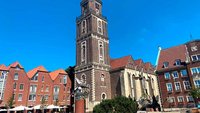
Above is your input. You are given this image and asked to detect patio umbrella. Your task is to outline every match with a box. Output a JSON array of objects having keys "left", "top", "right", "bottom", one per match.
[
  {"left": 47, "top": 105, "right": 60, "bottom": 109},
  {"left": 33, "top": 105, "right": 41, "bottom": 110},
  {"left": 0, "top": 109, "right": 7, "bottom": 112},
  {"left": 9, "top": 105, "right": 28, "bottom": 111},
  {"left": 26, "top": 107, "right": 33, "bottom": 110}
]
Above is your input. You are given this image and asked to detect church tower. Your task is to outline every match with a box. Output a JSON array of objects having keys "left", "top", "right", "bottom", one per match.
[{"left": 75, "top": 0, "right": 111, "bottom": 111}]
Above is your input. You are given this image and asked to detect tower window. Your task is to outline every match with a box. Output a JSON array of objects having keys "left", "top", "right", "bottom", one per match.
[
  {"left": 81, "top": 41, "right": 87, "bottom": 63},
  {"left": 82, "top": 3, "right": 88, "bottom": 15},
  {"left": 101, "top": 93, "right": 107, "bottom": 100},
  {"left": 95, "top": 2, "right": 100, "bottom": 14},
  {"left": 101, "top": 74, "right": 105, "bottom": 86},
  {"left": 81, "top": 20, "right": 87, "bottom": 34},
  {"left": 81, "top": 74, "right": 86, "bottom": 84},
  {"left": 97, "top": 19, "right": 103, "bottom": 34},
  {"left": 99, "top": 41, "right": 104, "bottom": 64}
]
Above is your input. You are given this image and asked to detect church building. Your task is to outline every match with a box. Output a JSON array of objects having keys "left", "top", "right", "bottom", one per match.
[{"left": 75, "top": 0, "right": 160, "bottom": 112}]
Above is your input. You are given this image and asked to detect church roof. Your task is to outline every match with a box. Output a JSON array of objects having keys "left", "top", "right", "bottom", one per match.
[
  {"left": 27, "top": 66, "right": 48, "bottom": 78},
  {"left": 110, "top": 55, "right": 132, "bottom": 70},
  {"left": 134, "top": 59, "right": 143, "bottom": 66},
  {"left": 49, "top": 69, "right": 67, "bottom": 81}
]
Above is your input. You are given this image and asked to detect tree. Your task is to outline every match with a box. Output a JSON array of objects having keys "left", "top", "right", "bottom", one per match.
[
  {"left": 189, "top": 88, "right": 200, "bottom": 105},
  {"left": 40, "top": 96, "right": 47, "bottom": 113},
  {"left": 5, "top": 95, "right": 15, "bottom": 109},
  {"left": 65, "top": 66, "right": 75, "bottom": 112},
  {"left": 54, "top": 99, "right": 59, "bottom": 106},
  {"left": 93, "top": 96, "right": 138, "bottom": 113},
  {"left": 65, "top": 66, "right": 75, "bottom": 89}
]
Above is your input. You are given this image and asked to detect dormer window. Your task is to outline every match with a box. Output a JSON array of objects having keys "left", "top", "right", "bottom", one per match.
[
  {"left": 163, "top": 62, "right": 169, "bottom": 68},
  {"left": 175, "top": 59, "right": 181, "bottom": 66},
  {"left": 31, "top": 73, "right": 38, "bottom": 81},
  {"left": 15, "top": 66, "right": 20, "bottom": 70}
]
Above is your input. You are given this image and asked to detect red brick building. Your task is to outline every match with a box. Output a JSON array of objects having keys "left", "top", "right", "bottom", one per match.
[
  {"left": 3, "top": 62, "right": 30, "bottom": 107},
  {"left": 0, "top": 62, "right": 72, "bottom": 109},
  {"left": 49, "top": 69, "right": 71, "bottom": 107},
  {"left": 27, "top": 66, "right": 53, "bottom": 107},
  {"left": 156, "top": 40, "right": 200, "bottom": 109},
  {"left": 185, "top": 40, "right": 200, "bottom": 89}
]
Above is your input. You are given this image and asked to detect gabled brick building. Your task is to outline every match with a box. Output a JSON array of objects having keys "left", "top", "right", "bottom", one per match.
[
  {"left": 49, "top": 69, "right": 71, "bottom": 106},
  {"left": 0, "top": 62, "right": 72, "bottom": 109},
  {"left": 0, "top": 62, "right": 30, "bottom": 107},
  {"left": 27, "top": 66, "right": 53, "bottom": 107},
  {"left": 156, "top": 40, "right": 200, "bottom": 109}
]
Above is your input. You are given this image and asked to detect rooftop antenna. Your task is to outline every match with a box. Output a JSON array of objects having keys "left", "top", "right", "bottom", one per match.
[{"left": 190, "top": 33, "right": 193, "bottom": 41}]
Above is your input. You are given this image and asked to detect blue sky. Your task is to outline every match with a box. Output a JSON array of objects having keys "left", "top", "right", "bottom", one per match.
[{"left": 0, "top": 0, "right": 200, "bottom": 72}]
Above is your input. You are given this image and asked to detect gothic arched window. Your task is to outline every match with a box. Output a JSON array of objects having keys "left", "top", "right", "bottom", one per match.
[
  {"left": 100, "top": 74, "right": 105, "bottom": 86},
  {"left": 97, "top": 19, "right": 103, "bottom": 34},
  {"left": 81, "top": 20, "right": 87, "bottom": 34},
  {"left": 81, "top": 41, "right": 87, "bottom": 63},
  {"left": 99, "top": 41, "right": 104, "bottom": 64},
  {"left": 101, "top": 93, "right": 107, "bottom": 100},
  {"left": 81, "top": 74, "right": 86, "bottom": 84}
]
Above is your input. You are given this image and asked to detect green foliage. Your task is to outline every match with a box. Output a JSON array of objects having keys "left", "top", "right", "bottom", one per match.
[
  {"left": 65, "top": 66, "right": 75, "bottom": 89},
  {"left": 93, "top": 96, "right": 138, "bottom": 113},
  {"left": 41, "top": 96, "right": 46, "bottom": 108},
  {"left": 190, "top": 88, "right": 200, "bottom": 104},
  {"left": 41, "top": 96, "right": 46, "bottom": 113},
  {"left": 6, "top": 95, "right": 15, "bottom": 109}
]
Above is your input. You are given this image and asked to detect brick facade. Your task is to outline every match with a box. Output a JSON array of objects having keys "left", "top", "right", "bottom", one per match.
[
  {"left": 75, "top": 0, "right": 111, "bottom": 112},
  {"left": 156, "top": 40, "right": 200, "bottom": 109},
  {"left": 0, "top": 62, "right": 72, "bottom": 109}
]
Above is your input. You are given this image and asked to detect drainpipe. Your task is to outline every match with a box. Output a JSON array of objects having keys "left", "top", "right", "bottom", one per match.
[
  {"left": 155, "top": 47, "right": 162, "bottom": 67},
  {"left": 155, "top": 46, "right": 163, "bottom": 111}
]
